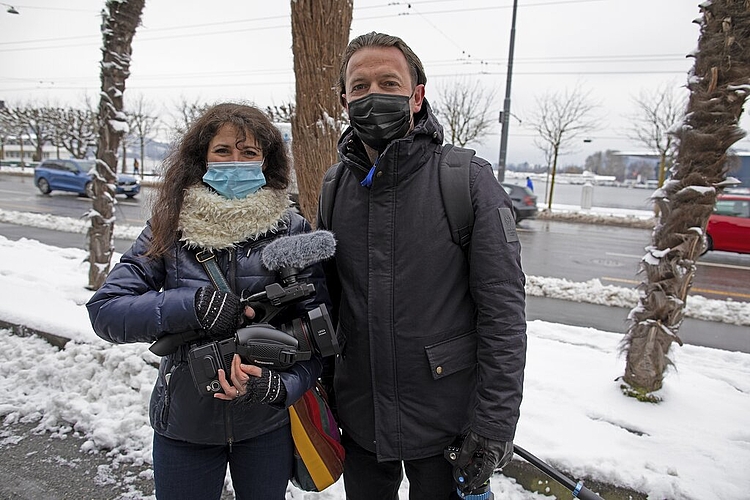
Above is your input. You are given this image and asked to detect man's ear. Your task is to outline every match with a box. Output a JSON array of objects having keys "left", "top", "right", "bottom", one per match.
[
  {"left": 412, "top": 84, "right": 425, "bottom": 113},
  {"left": 340, "top": 93, "right": 348, "bottom": 110}
]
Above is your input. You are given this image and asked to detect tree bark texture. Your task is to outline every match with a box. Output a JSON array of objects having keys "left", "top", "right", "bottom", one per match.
[
  {"left": 622, "top": 0, "right": 749, "bottom": 396},
  {"left": 88, "top": 0, "right": 145, "bottom": 290},
  {"left": 290, "top": 0, "right": 352, "bottom": 224}
]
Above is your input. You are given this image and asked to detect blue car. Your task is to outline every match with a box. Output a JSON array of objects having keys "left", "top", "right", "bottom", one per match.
[{"left": 34, "top": 159, "right": 140, "bottom": 198}]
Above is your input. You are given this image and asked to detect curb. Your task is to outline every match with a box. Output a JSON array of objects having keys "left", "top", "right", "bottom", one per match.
[
  {"left": 502, "top": 460, "right": 647, "bottom": 499},
  {"left": 536, "top": 208, "right": 657, "bottom": 229},
  {"left": 0, "top": 319, "right": 70, "bottom": 349}
]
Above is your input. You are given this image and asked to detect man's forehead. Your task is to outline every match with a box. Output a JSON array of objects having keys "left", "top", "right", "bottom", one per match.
[{"left": 346, "top": 46, "right": 410, "bottom": 79}]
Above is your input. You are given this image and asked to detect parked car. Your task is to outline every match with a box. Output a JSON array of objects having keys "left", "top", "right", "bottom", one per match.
[
  {"left": 34, "top": 159, "right": 140, "bottom": 198},
  {"left": 501, "top": 182, "right": 538, "bottom": 223},
  {"left": 704, "top": 193, "right": 750, "bottom": 254}
]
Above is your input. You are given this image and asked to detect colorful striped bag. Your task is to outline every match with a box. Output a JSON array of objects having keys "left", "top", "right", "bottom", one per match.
[{"left": 289, "top": 383, "right": 345, "bottom": 491}]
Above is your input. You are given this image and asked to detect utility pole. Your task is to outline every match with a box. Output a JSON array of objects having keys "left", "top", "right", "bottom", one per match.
[{"left": 497, "top": 0, "right": 518, "bottom": 183}]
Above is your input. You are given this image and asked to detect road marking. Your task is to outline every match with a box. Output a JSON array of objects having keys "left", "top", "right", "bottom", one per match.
[
  {"left": 602, "top": 276, "right": 750, "bottom": 300},
  {"left": 606, "top": 252, "right": 750, "bottom": 271}
]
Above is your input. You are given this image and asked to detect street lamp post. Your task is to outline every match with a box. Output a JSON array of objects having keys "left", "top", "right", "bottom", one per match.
[{"left": 497, "top": 0, "right": 518, "bottom": 183}]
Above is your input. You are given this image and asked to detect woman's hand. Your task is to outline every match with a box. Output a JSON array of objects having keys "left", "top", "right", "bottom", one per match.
[
  {"left": 214, "top": 354, "right": 287, "bottom": 405},
  {"left": 242, "top": 305, "right": 256, "bottom": 322},
  {"left": 214, "top": 354, "right": 260, "bottom": 401}
]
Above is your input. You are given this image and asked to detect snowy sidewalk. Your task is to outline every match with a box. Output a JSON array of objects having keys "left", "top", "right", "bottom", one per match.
[{"left": 0, "top": 236, "right": 749, "bottom": 500}]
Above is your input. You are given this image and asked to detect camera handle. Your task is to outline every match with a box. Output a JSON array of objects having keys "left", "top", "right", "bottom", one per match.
[
  {"left": 150, "top": 330, "right": 203, "bottom": 356},
  {"left": 151, "top": 252, "right": 316, "bottom": 357},
  {"left": 148, "top": 300, "right": 276, "bottom": 358},
  {"left": 241, "top": 281, "right": 316, "bottom": 324}
]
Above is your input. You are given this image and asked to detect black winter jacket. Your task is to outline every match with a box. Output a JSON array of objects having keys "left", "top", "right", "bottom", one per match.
[
  {"left": 87, "top": 209, "right": 327, "bottom": 446},
  {"left": 319, "top": 100, "right": 527, "bottom": 461}
]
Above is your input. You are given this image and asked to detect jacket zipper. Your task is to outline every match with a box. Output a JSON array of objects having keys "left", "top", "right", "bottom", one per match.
[{"left": 225, "top": 404, "right": 234, "bottom": 452}]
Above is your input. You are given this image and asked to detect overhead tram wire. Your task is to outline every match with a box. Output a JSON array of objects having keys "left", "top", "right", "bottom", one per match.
[
  {"left": 373, "top": 0, "right": 608, "bottom": 15},
  {"left": 0, "top": 0, "right": 692, "bottom": 96},
  {"left": 0, "top": 0, "right": 622, "bottom": 52},
  {"left": 0, "top": 0, "right": 404, "bottom": 51}
]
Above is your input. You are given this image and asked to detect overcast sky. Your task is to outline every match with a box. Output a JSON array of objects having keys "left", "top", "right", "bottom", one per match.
[{"left": 2, "top": 0, "right": 749, "bottom": 166}]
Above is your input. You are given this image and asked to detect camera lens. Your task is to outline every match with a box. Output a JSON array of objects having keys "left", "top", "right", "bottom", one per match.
[
  {"left": 281, "top": 304, "right": 338, "bottom": 358},
  {"left": 306, "top": 305, "right": 338, "bottom": 357}
]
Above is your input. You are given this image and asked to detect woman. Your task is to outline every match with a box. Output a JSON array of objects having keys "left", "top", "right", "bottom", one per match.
[{"left": 86, "top": 103, "right": 329, "bottom": 499}]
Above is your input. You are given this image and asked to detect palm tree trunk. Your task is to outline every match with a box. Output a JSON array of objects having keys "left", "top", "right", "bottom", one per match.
[
  {"left": 290, "top": 0, "right": 353, "bottom": 224},
  {"left": 88, "top": 0, "right": 145, "bottom": 290},
  {"left": 621, "top": 0, "right": 749, "bottom": 399}
]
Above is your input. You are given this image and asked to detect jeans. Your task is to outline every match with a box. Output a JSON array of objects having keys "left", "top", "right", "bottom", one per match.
[
  {"left": 152, "top": 425, "right": 293, "bottom": 500},
  {"left": 341, "top": 432, "right": 456, "bottom": 500}
]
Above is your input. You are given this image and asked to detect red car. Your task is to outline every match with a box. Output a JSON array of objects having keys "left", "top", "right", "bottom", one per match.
[{"left": 705, "top": 194, "right": 750, "bottom": 254}]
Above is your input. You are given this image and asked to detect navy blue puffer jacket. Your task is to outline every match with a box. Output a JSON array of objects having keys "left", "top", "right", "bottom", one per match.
[{"left": 87, "top": 210, "right": 329, "bottom": 445}]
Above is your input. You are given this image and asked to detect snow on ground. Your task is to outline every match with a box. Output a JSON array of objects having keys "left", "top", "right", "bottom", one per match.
[{"left": 0, "top": 192, "right": 748, "bottom": 499}]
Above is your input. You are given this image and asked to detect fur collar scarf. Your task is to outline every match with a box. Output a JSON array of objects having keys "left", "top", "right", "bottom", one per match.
[{"left": 178, "top": 185, "right": 292, "bottom": 251}]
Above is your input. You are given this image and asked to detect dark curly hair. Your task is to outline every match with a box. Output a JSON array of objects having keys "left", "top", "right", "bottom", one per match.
[{"left": 146, "top": 102, "right": 290, "bottom": 258}]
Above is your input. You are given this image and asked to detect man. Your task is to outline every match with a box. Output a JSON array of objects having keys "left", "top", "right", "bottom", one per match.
[{"left": 318, "top": 32, "right": 527, "bottom": 500}]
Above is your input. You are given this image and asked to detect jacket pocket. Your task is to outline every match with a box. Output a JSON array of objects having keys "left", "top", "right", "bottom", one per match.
[{"left": 424, "top": 331, "right": 477, "bottom": 381}]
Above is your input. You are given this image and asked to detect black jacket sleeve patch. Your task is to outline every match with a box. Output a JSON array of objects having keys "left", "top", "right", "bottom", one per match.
[{"left": 498, "top": 207, "right": 518, "bottom": 243}]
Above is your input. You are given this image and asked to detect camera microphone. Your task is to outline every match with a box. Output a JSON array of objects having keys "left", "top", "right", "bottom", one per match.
[
  {"left": 149, "top": 231, "right": 336, "bottom": 358},
  {"left": 261, "top": 230, "right": 336, "bottom": 272}
]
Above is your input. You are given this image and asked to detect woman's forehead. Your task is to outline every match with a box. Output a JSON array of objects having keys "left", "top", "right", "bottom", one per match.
[{"left": 213, "top": 124, "right": 259, "bottom": 147}]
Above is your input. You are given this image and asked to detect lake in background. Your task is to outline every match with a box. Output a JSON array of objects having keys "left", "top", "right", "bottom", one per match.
[{"left": 504, "top": 174, "right": 656, "bottom": 211}]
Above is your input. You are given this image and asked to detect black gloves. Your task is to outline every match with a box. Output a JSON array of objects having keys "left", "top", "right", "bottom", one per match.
[
  {"left": 454, "top": 430, "right": 514, "bottom": 494},
  {"left": 238, "top": 368, "right": 287, "bottom": 405},
  {"left": 195, "top": 286, "right": 242, "bottom": 339}
]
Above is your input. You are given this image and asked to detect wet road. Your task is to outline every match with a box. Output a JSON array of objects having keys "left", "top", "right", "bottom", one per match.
[{"left": 2, "top": 172, "right": 749, "bottom": 303}]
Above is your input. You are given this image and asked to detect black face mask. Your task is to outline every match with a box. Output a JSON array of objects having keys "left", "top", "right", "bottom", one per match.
[{"left": 348, "top": 93, "right": 412, "bottom": 151}]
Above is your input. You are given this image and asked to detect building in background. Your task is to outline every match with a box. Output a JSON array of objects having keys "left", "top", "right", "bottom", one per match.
[
  {"left": 0, "top": 137, "right": 73, "bottom": 167},
  {"left": 616, "top": 151, "right": 750, "bottom": 189}
]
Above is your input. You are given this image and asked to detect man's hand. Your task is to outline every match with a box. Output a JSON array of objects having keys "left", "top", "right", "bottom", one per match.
[{"left": 454, "top": 430, "right": 514, "bottom": 493}]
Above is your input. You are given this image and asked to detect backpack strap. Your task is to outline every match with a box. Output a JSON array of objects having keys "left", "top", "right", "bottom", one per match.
[
  {"left": 320, "top": 149, "right": 475, "bottom": 251},
  {"left": 439, "top": 144, "right": 476, "bottom": 250},
  {"left": 319, "top": 162, "right": 345, "bottom": 230}
]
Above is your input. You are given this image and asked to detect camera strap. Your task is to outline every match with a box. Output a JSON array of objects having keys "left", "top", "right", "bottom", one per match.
[{"left": 195, "top": 250, "right": 233, "bottom": 293}]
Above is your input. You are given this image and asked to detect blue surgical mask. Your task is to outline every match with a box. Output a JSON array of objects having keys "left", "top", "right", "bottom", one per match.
[{"left": 202, "top": 161, "right": 266, "bottom": 199}]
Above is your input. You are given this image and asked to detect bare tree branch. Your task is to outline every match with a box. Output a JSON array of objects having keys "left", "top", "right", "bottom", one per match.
[
  {"left": 126, "top": 93, "right": 160, "bottom": 177},
  {"left": 433, "top": 78, "right": 497, "bottom": 147},
  {"left": 0, "top": 103, "right": 27, "bottom": 165},
  {"left": 526, "top": 87, "right": 600, "bottom": 209},
  {"left": 169, "top": 96, "right": 210, "bottom": 140},
  {"left": 264, "top": 102, "right": 296, "bottom": 123},
  {"left": 12, "top": 103, "right": 57, "bottom": 162},
  {"left": 627, "top": 81, "right": 687, "bottom": 186}
]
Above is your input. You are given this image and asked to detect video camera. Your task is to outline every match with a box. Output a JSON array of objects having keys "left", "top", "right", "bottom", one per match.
[
  {"left": 149, "top": 231, "right": 339, "bottom": 397},
  {"left": 187, "top": 282, "right": 337, "bottom": 396}
]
